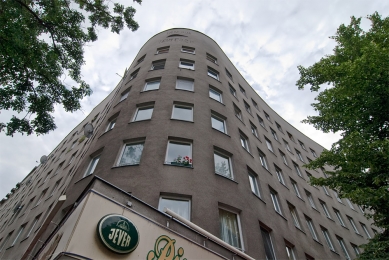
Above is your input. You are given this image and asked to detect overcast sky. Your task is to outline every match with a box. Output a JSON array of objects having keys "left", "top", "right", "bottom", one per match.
[{"left": 1, "top": 0, "right": 388, "bottom": 198}]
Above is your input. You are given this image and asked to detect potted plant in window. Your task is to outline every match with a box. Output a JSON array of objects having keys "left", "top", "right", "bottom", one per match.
[{"left": 171, "top": 155, "right": 192, "bottom": 167}]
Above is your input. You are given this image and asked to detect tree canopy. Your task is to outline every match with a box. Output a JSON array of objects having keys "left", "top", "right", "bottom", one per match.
[
  {"left": 0, "top": 0, "right": 142, "bottom": 136},
  {"left": 297, "top": 12, "right": 389, "bottom": 259}
]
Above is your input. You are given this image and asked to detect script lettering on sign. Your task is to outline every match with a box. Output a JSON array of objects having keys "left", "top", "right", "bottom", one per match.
[{"left": 147, "top": 235, "right": 186, "bottom": 260}]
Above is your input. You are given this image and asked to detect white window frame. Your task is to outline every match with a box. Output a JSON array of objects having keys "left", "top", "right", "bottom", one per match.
[
  {"left": 279, "top": 150, "right": 288, "bottom": 165},
  {"left": 289, "top": 205, "right": 301, "bottom": 229},
  {"left": 106, "top": 118, "right": 117, "bottom": 132},
  {"left": 248, "top": 172, "right": 260, "bottom": 197},
  {"left": 293, "top": 163, "right": 303, "bottom": 177},
  {"left": 361, "top": 223, "right": 371, "bottom": 238},
  {"left": 250, "top": 123, "right": 258, "bottom": 137},
  {"left": 240, "top": 133, "right": 250, "bottom": 152},
  {"left": 244, "top": 101, "right": 251, "bottom": 114},
  {"left": 218, "top": 207, "right": 244, "bottom": 250},
  {"left": 291, "top": 181, "right": 302, "bottom": 198},
  {"left": 271, "top": 128, "right": 278, "bottom": 141},
  {"left": 133, "top": 106, "right": 154, "bottom": 122},
  {"left": 84, "top": 154, "right": 101, "bottom": 177},
  {"left": 334, "top": 209, "right": 346, "bottom": 227},
  {"left": 299, "top": 141, "right": 307, "bottom": 150},
  {"left": 229, "top": 84, "right": 237, "bottom": 97},
  {"left": 11, "top": 225, "right": 25, "bottom": 246},
  {"left": 275, "top": 167, "right": 286, "bottom": 185},
  {"left": 310, "top": 148, "right": 318, "bottom": 158},
  {"left": 323, "top": 186, "right": 330, "bottom": 196},
  {"left": 306, "top": 191, "right": 317, "bottom": 209},
  {"left": 209, "top": 87, "right": 222, "bottom": 103},
  {"left": 206, "top": 53, "right": 217, "bottom": 64},
  {"left": 156, "top": 46, "right": 169, "bottom": 54},
  {"left": 270, "top": 189, "right": 282, "bottom": 214},
  {"left": 348, "top": 217, "right": 360, "bottom": 234},
  {"left": 322, "top": 228, "right": 335, "bottom": 251},
  {"left": 176, "top": 78, "right": 194, "bottom": 91},
  {"left": 345, "top": 198, "right": 355, "bottom": 210},
  {"left": 151, "top": 59, "right": 165, "bottom": 70},
  {"left": 337, "top": 237, "right": 351, "bottom": 260},
  {"left": 239, "top": 85, "right": 246, "bottom": 96},
  {"left": 234, "top": 105, "right": 243, "bottom": 121},
  {"left": 257, "top": 115, "right": 265, "bottom": 128},
  {"left": 119, "top": 90, "right": 130, "bottom": 102},
  {"left": 158, "top": 196, "right": 191, "bottom": 221},
  {"left": 171, "top": 104, "right": 193, "bottom": 122},
  {"left": 165, "top": 141, "right": 192, "bottom": 166},
  {"left": 117, "top": 142, "right": 145, "bottom": 166},
  {"left": 143, "top": 79, "right": 161, "bottom": 91},
  {"left": 260, "top": 227, "right": 277, "bottom": 260},
  {"left": 285, "top": 245, "right": 297, "bottom": 260},
  {"left": 181, "top": 46, "right": 195, "bottom": 54},
  {"left": 306, "top": 218, "right": 318, "bottom": 240},
  {"left": 214, "top": 151, "right": 233, "bottom": 179},
  {"left": 296, "top": 149, "right": 304, "bottom": 162},
  {"left": 208, "top": 67, "right": 219, "bottom": 80},
  {"left": 265, "top": 138, "right": 274, "bottom": 152},
  {"left": 320, "top": 201, "right": 332, "bottom": 219},
  {"left": 226, "top": 69, "right": 233, "bottom": 81},
  {"left": 264, "top": 111, "right": 271, "bottom": 121},
  {"left": 179, "top": 59, "right": 195, "bottom": 70},
  {"left": 211, "top": 114, "right": 227, "bottom": 134},
  {"left": 258, "top": 150, "right": 269, "bottom": 170}
]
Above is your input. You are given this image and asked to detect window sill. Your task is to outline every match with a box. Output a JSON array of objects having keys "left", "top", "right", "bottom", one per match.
[
  {"left": 18, "top": 213, "right": 25, "bottom": 219},
  {"left": 235, "top": 115, "right": 245, "bottom": 125},
  {"left": 45, "top": 195, "right": 53, "bottom": 201},
  {"left": 178, "top": 67, "right": 195, "bottom": 71},
  {"left": 74, "top": 174, "right": 94, "bottom": 184},
  {"left": 111, "top": 164, "right": 140, "bottom": 169},
  {"left": 5, "top": 245, "right": 14, "bottom": 250},
  {"left": 296, "top": 196, "right": 305, "bottom": 203},
  {"left": 296, "top": 226, "right": 306, "bottom": 234},
  {"left": 283, "top": 163, "right": 292, "bottom": 170},
  {"left": 327, "top": 217, "right": 335, "bottom": 222},
  {"left": 355, "top": 232, "right": 363, "bottom": 237},
  {"left": 259, "top": 125, "right": 268, "bottom": 132},
  {"left": 252, "top": 135, "right": 262, "bottom": 143},
  {"left": 330, "top": 249, "right": 339, "bottom": 256},
  {"left": 252, "top": 193, "right": 266, "bottom": 204},
  {"left": 341, "top": 225, "right": 349, "bottom": 230},
  {"left": 175, "top": 88, "right": 194, "bottom": 93},
  {"left": 242, "top": 148, "right": 254, "bottom": 158},
  {"left": 311, "top": 207, "right": 320, "bottom": 213},
  {"left": 208, "top": 75, "right": 221, "bottom": 83},
  {"left": 164, "top": 163, "right": 193, "bottom": 169},
  {"left": 170, "top": 118, "right": 194, "bottom": 123},
  {"left": 280, "top": 183, "right": 289, "bottom": 190},
  {"left": 148, "top": 68, "right": 165, "bottom": 72},
  {"left": 313, "top": 239, "right": 323, "bottom": 246},
  {"left": 20, "top": 236, "right": 30, "bottom": 243},
  {"left": 181, "top": 51, "right": 195, "bottom": 55},
  {"left": 141, "top": 89, "right": 159, "bottom": 93},
  {"left": 268, "top": 150, "right": 277, "bottom": 157},
  {"left": 262, "top": 166, "right": 272, "bottom": 175},
  {"left": 297, "top": 174, "right": 306, "bottom": 181},
  {"left": 209, "top": 97, "right": 225, "bottom": 105},
  {"left": 129, "top": 119, "right": 152, "bottom": 124},
  {"left": 113, "top": 98, "right": 127, "bottom": 108},
  {"left": 31, "top": 204, "right": 40, "bottom": 210},
  {"left": 275, "top": 211, "right": 287, "bottom": 221},
  {"left": 215, "top": 173, "right": 238, "bottom": 184},
  {"left": 98, "top": 128, "right": 113, "bottom": 139},
  {"left": 212, "top": 128, "right": 230, "bottom": 137}
]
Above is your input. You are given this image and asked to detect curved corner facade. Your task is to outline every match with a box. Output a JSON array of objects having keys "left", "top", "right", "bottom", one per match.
[{"left": 0, "top": 29, "right": 375, "bottom": 260}]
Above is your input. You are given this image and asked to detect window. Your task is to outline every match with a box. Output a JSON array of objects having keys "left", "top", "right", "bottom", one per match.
[
  {"left": 289, "top": 205, "right": 301, "bottom": 229},
  {"left": 279, "top": 150, "right": 288, "bottom": 165},
  {"left": 68, "top": 152, "right": 76, "bottom": 165},
  {"left": 84, "top": 155, "right": 100, "bottom": 176},
  {"left": 118, "top": 143, "right": 144, "bottom": 166},
  {"left": 295, "top": 149, "right": 304, "bottom": 162},
  {"left": 158, "top": 197, "right": 190, "bottom": 220},
  {"left": 179, "top": 59, "right": 195, "bottom": 70},
  {"left": 71, "top": 140, "right": 77, "bottom": 149},
  {"left": 219, "top": 208, "right": 242, "bottom": 249},
  {"left": 291, "top": 180, "right": 302, "bottom": 198},
  {"left": 181, "top": 46, "right": 195, "bottom": 54},
  {"left": 244, "top": 101, "right": 251, "bottom": 114},
  {"left": 275, "top": 166, "right": 286, "bottom": 185},
  {"left": 106, "top": 117, "right": 117, "bottom": 132},
  {"left": 176, "top": 78, "right": 194, "bottom": 91},
  {"left": 264, "top": 111, "right": 271, "bottom": 121},
  {"left": 120, "top": 90, "right": 130, "bottom": 102},
  {"left": 258, "top": 149, "right": 269, "bottom": 170},
  {"left": 351, "top": 244, "right": 360, "bottom": 256},
  {"left": 285, "top": 244, "right": 297, "bottom": 260},
  {"left": 248, "top": 172, "right": 260, "bottom": 197},
  {"left": 348, "top": 217, "right": 360, "bottom": 234},
  {"left": 305, "top": 217, "right": 318, "bottom": 240},
  {"left": 239, "top": 85, "right": 247, "bottom": 97},
  {"left": 225, "top": 69, "right": 233, "bottom": 81},
  {"left": 35, "top": 189, "right": 47, "bottom": 206},
  {"left": 265, "top": 138, "right": 274, "bottom": 152},
  {"left": 234, "top": 104, "right": 243, "bottom": 121},
  {"left": 270, "top": 128, "right": 278, "bottom": 141},
  {"left": 129, "top": 68, "right": 139, "bottom": 81},
  {"left": 206, "top": 53, "right": 217, "bottom": 64},
  {"left": 151, "top": 59, "right": 165, "bottom": 70},
  {"left": 50, "top": 180, "right": 61, "bottom": 196},
  {"left": 361, "top": 223, "right": 371, "bottom": 238},
  {"left": 320, "top": 201, "right": 332, "bottom": 219},
  {"left": 322, "top": 228, "right": 335, "bottom": 251},
  {"left": 333, "top": 190, "right": 343, "bottom": 203},
  {"left": 250, "top": 122, "right": 258, "bottom": 138},
  {"left": 306, "top": 191, "right": 317, "bottom": 209},
  {"left": 54, "top": 162, "right": 64, "bottom": 175},
  {"left": 11, "top": 225, "right": 25, "bottom": 246},
  {"left": 276, "top": 122, "right": 283, "bottom": 133},
  {"left": 252, "top": 99, "right": 259, "bottom": 110},
  {"left": 144, "top": 79, "right": 161, "bottom": 91},
  {"left": 136, "top": 54, "right": 145, "bottom": 65},
  {"left": 229, "top": 84, "right": 237, "bottom": 97},
  {"left": 156, "top": 46, "right": 169, "bottom": 54},
  {"left": 0, "top": 232, "right": 12, "bottom": 252},
  {"left": 299, "top": 140, "right": 307, "bottom": 150},
  {"left": 214, "top": 151, "right": 233, "bottom": 179},
  {"left": 310, "top": 148, "right": 318, "bottom": 158},
  {"left": 240, "top": 132, "right": 250, "bottom": 152},
  {"left": 283, "top": 139, "right": 291, "bottom": 152},
  {"left": 133, "top": 105, "right": 154, "bottom": 121},
  {"left": 209, "top": 87, "right": 222, "bottom": 103},
  {"left": 293, "top": 163, "right": 303, "bottom": 177},
  {"left": 211, "top": 113, "right": 227, "bottom": 134},
  {"left": 260, "top": 227, "right": 276, "bottom": 260},
  {"left": 345, "top": 198, "right": 355, "bottom": 210},
  {"left": 322, "top": 186, "right": 330, "bottom": 196},
  {"left": 358, "top": 205, "right": 364, "bottom": 213},
  {"left": 165, "top": 141, "right": 192, "bottom": 166},
  {"left": 334, "top": 209, "right": 346, "bottom": 227},
  {"left": 257, "top": 115, "right": 265, "bottom": 128},
  {"left": 172, "top": 104, "right": 193, "bottom": 121},
  {"left": 270, "top": 189, "right": 282, "bottom": 214},
  {"left": 208, "top": 67, "right": 219, "bottom": 80}
]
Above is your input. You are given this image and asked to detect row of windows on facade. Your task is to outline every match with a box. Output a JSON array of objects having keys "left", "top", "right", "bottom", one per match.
[{"left": 133, "top": 44, "right": 320, "bottom": 157}]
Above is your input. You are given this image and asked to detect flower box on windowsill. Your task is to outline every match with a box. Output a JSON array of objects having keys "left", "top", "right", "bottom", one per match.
[{"left": 170, "top": 162, "right": 192, "bottom": 168}]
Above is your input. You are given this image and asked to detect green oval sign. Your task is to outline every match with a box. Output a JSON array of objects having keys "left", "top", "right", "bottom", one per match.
[{"left": 96, "top": 214, "right": 140, "bottom": 254}]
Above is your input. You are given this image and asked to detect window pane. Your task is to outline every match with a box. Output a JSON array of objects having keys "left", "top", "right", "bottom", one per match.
[
  {"left": 119, "top": 143, "right": 144, "bottom": 165},
  {"left": 144, "top": 81, "right": 160, "bottom": 91},
  {"left": 271, "top": 192, "right": 281, "bottom": 213},
  {"left": 134, "top": 107, "right": 153, "bottom": 121},
  {"left": 209, "top": 89, "right": 222, "bottom": 102},
  {"left": 214, "top": 153, "right": 232, "bottom": 178},
  {"left": 166, "top": 142, "right": 191, "bottom": 164},
  {"left": 261, "top": 228, "right": 276, "bottom": 260},
  {"left": 159, "top": 198, "right": 190, "bottom": 220},
  {"left": 172, "top": 106, "right": 193, "bottom": 121},
  {"left": 219, "top": 209, "right": 241, "bottom": 248},
  {"left": 249, "top": 174, "right": 260, "bottom": 196},
  {"left": 176, "top": 79, "right": 194, "bottom": 91},
  {"left": 85, "top": 155, "right": 100, "bottom": 176},
  {"left": 211, "top": 116, "right": 225, "bottom": 133}
]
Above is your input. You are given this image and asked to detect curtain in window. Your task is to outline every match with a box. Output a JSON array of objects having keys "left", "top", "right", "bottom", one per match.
[{"left": 219, "top": 209, "right": 241, "bottom": 248}]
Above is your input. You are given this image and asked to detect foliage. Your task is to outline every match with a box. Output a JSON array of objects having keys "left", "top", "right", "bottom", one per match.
[
  {"left": 78, "top": 135, "right": 86, "bottom": 143},
  {"left": 0, "top": 0, "right": 142, "bottom": 136},
  {"left": 297, "top": 12, "right": 389, "bottom": 259}
]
